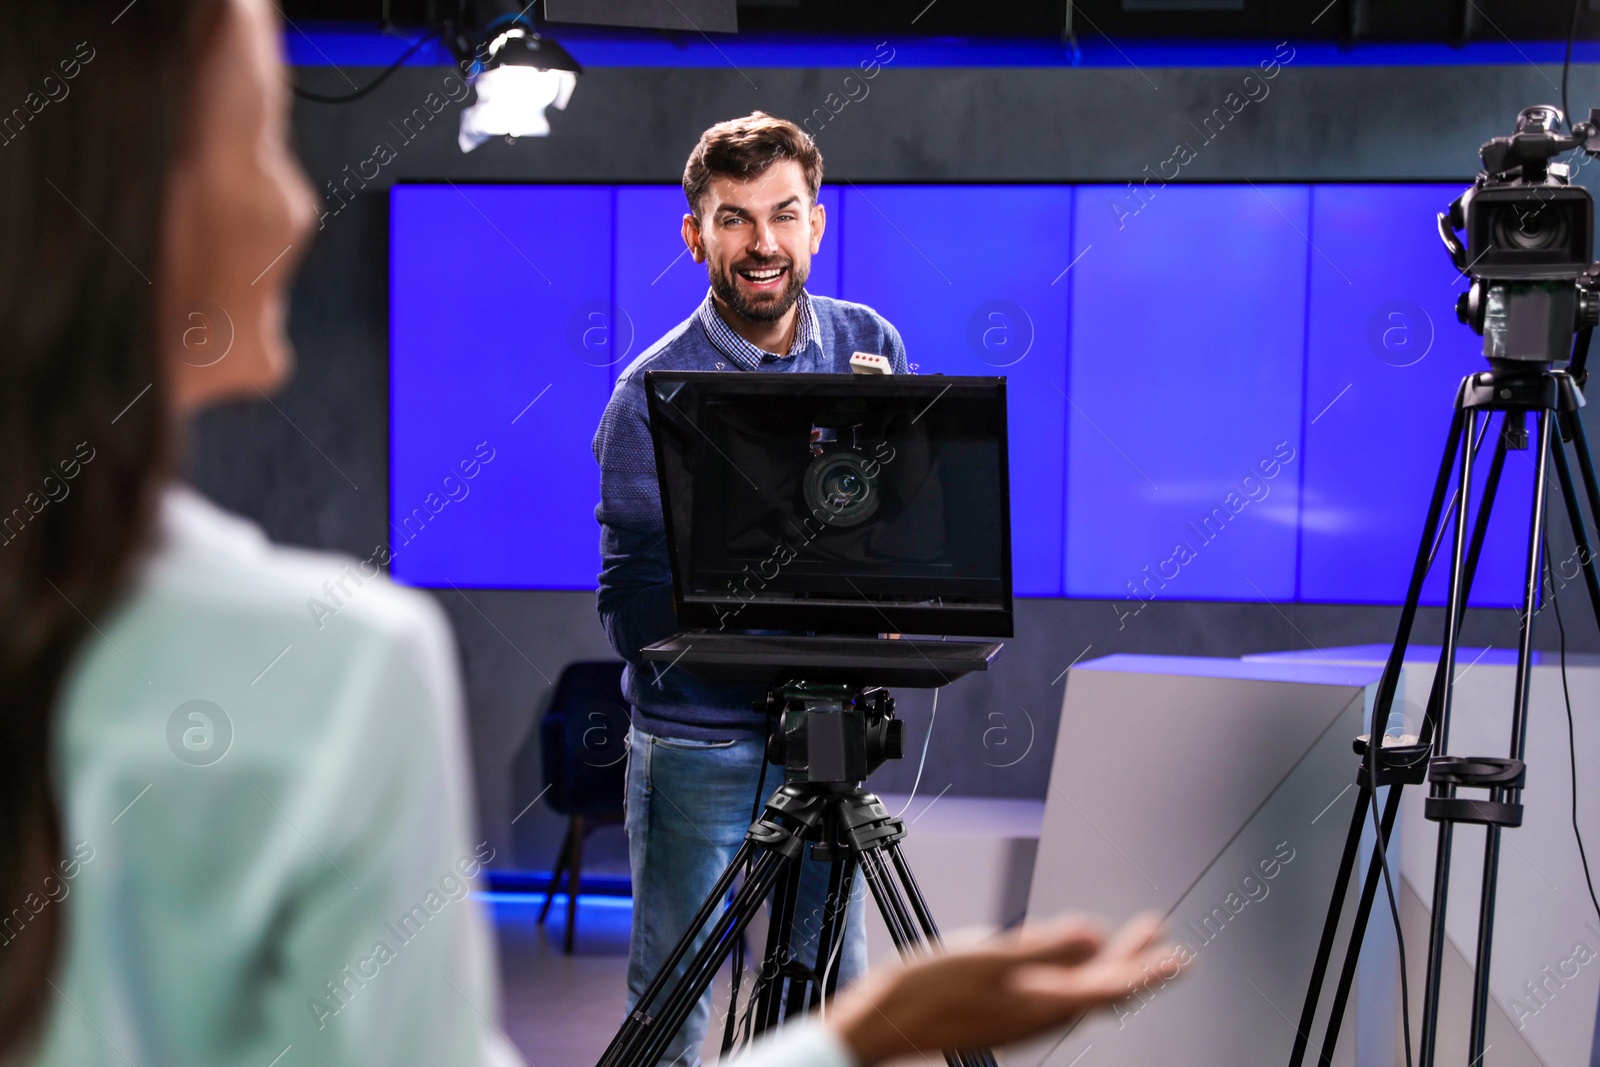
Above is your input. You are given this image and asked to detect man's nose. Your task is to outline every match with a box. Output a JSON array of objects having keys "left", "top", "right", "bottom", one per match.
[{"left": 751, "top": 221, "right": 778, "bottom": 257}]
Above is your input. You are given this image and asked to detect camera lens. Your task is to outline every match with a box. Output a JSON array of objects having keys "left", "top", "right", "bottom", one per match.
[
  {"left": 803, "top": 451, "right": 879, "bottom": 527},
  {"left": 1492, "top": 203, "right": 1569, "bottom": 252}
]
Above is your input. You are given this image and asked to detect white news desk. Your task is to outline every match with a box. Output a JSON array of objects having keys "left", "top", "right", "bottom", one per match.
[
  {"left": 1246, "top": 645, "right": 1600, "bottom": 1067},
  {"left": 838, "top": 647, "right": 1600, "bottom": 1066},
  {"left": 1017, "top": 653, "right": 1381, "bottom": 1067}
]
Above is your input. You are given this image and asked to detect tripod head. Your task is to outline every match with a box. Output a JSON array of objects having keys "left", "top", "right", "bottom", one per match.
[{"left": 760, "top": 680, "right": 905, "bottom": 786}]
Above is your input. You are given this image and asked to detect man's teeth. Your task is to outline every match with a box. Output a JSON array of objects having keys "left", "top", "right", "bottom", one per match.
[{"left": 742, "top": 267, "right": 784, "bottom": 282}]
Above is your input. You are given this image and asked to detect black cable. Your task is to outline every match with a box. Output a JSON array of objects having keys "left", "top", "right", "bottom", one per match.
[
  {"left": 1565, "top": 0, "right": 1583, "bottom": 133},
  {"left": 750, "top": 746, "right": 770, "bottom": 826},
  {"left": 1544, "top": 531, "right": 1600, "bottom": 927},
  {"left": 292, "top": 25, "right": 444, "bottom": 104},
  {"left": 1365, "top": 694, "right": 1416, "bottom": 1067}
]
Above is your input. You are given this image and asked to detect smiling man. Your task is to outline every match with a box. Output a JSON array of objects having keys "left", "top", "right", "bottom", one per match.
[{"left": 592, "top": 112, "right": 908, "bottom": 1065}]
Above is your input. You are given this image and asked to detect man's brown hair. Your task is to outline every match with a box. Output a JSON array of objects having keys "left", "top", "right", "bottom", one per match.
[{"left": 683, "top": 111, "right": 824, "bottom": 220}]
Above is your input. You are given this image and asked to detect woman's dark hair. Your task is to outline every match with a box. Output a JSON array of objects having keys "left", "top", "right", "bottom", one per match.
[{"left": 0, "top": 0, "right": 221, "bottom": 1052}]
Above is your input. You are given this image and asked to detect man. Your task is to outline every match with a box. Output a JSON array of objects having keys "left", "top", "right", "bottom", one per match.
[{"left": 592, "top": 111, "right": 908, "bottom": 1065}]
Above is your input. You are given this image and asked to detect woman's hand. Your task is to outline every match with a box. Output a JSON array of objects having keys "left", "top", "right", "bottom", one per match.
[{"left": 827, "top": 913, "right": 1182, "bottom": 1066}]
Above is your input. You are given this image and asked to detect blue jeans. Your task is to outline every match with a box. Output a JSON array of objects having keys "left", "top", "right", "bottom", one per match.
[{"left": 623, "top": 726, "right": 868, "bottom": 1067}]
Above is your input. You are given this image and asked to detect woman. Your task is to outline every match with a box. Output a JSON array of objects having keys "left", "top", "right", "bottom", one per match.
[
  {"left": 0, "top": 1, "right": 1178, "bottom": 1064},
  {"left": 1, "top": 2, "right": 516, "bottom": 1063}
]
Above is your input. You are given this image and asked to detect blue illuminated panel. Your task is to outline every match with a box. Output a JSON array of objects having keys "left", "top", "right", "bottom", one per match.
[
  {"left": 839, "top": 185, "right": 1073, "bottom": 596},
  {"left": 389, "top": 179, "right": 1520, "bottom": 606},
  {"left": 1065, "top": 184, "right": 1309, "bottom": 601},
  {"left": 612, "top": 185, "right": 841, "bottom": 382},
  {"left": 390, "top": 185, "right": 615, "bottom": 588},
  {"left": 1299, "top": 184, "right": 1533, "bottom": 607}
]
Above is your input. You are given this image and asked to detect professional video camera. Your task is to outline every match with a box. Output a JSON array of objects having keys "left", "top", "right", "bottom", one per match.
[
  {"left": 1293, "top": 105, "right": 1600, "bottom": 1067},
  {"left": 1442, "top": 104, "right": 1600, "bottom": 365}
]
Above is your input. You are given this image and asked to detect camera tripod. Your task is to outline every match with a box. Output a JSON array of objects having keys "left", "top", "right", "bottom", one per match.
[
  {"left": 596, "top": 680, "right": 998, "bottom": 1067},
  {"left": 1288, "top": 337, "right": 1600, "bottom": 1067}
]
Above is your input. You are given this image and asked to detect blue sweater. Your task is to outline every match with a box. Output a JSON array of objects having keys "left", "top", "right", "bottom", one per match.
[{"left": 592, "top": 289, "right": 910, "bottom": 740}]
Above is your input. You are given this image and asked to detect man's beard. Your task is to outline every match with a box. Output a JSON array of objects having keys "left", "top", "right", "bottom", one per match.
[{"left": 709, "top": 255, "right": 808, "bottom": 325}]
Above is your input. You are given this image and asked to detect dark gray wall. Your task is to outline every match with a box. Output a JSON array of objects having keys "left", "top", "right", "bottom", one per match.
[{"left": 187, "top": 55, "right": 1600, "bottom": 870}]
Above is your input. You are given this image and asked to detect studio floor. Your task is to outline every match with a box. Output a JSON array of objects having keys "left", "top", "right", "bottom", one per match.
[
  {"left": 488, "top": 893, "right": 937, "bottom": 1067},
  {"left": 491, "top": 791, "right": 1040, "bottom": 1066},
  {"left": 490, "top": 893, "right": 738, "bottom": 1067}
]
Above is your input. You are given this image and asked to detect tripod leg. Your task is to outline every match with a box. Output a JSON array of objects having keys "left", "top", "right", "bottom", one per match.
[
  {"left": 869, "top": 845, "right": 999, "bottom": 1067},
  {"left": 1313, "top": 783, "right": 1401, "bottom": 1065},
  {"left": 1466, "top": 411, "right": 1553, "bottom": 1063},
  {"left": 1564, "top": 409, "right": 1600, "bottom": 598},
  {"left": 626, "top": 839, "right": 756, "bottom": 1024},
  {"left": 1554, "top": 325, "right": 1600, "bottom": 629},
  {"left": 1292, "top": 786, "right": 1371, "bottom": 1067},
  {"left": 1419, "top": 426, "right": 1508, "bottom": 749},
  {"left": 1420, "top": 405, "right": 1484, "bottom": 1067},
  {"left": 800, "top": 855, "right": 855, "bottom": 1012},
  {"left": 860, "top": 849, "right": 923, "bottom": 955},
  {"left": 619, "top": 848, "right": 795, "bottom": 1067},
  {"left": 823, "top": 861, "right": 861, "bottom": 1000},
  {"left": 1320, "top": 427, "right": 1507, "bottom": 1067},
  {"left": 754, "top": 855, "right": 806, "bottom": 1036},
  {"left": 1552, "top": 430, "right": 1600, "bottom": 629},
  {"left": 1371, "top": 401, "right": 1469, "bottom": 749},
  {"left": 1292, "top": 402, "right": 1468, "bottom": 1067},
  {"left": 864, "top": 847, "right": 982, "bottom": 1067},
  {"left": 780, "top": 857, "right": 832, "bottom": 1023},
  {"left": 888, "top": 847, "right": 945, "bottom": 945}
]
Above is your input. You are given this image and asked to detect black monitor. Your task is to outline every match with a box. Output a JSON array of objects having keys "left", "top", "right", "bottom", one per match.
[{"left": 645, "top": 371, "right": 1013, "bottom": 638}]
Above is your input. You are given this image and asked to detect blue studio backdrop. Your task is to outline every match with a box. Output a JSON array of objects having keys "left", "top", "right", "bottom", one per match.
[{"left": 388, "top": 181, "right": 1533, "bottom": 607}]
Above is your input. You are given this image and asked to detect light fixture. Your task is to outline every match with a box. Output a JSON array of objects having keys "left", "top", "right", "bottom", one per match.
[{"left": 453, "top": 13, "right": 582, "bottom": 153}]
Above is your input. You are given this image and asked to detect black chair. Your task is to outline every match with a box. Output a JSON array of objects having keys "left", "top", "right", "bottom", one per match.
[{"left": 527, "top": 660, "right": 630, "bottom": 953}]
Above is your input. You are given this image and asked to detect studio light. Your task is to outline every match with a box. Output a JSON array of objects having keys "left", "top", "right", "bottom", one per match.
[{"left": 454, "top": 15, "right": 582, "bottom": 153}]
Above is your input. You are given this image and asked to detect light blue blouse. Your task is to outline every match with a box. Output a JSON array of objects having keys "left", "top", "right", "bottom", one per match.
[
  {"left": 15, "top": 485, "right": 856, "bottom": 1067},
  {"left": 19, "top": 485, "right": 520, "bottom": 1066}
]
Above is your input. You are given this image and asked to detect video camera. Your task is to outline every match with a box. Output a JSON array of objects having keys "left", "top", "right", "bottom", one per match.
[{"left": 1441, "top": 105, "right": 1600, "bottom": 365}]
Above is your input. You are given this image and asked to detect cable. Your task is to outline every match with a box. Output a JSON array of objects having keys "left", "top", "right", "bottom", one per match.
[
  {"left": 894, "top": 687, "right": 938, "bottom": 819},
  {"left": 292, "top": 25, "right": 444, "bottom": 104},
  {"left": 1364, "top": 706, "right": 1415, "bottom": 1067},
  {"left": 816, "top": 912, "right": 847, "bottom": 1022},
  {"left": 750, "top": 745, "right": 770, "bottom": 825},
  {"left": 1544, "top": 532, "right": 1600, "bottom": 926},
  {"left": 1565, "top": 0, "right": 1583, "bottom": 133}
]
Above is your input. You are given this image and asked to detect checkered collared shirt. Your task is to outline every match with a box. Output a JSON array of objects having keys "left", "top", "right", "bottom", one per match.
[{"left": 695, "top": 287, "right": 819, "bottom": 370}]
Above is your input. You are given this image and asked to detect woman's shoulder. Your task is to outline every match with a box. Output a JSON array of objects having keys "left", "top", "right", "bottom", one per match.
[
  {"left": 56, "top": 484, "right": 458, "bottom": 757},
  {"left": 140, "top": 483, "right": 447, "bottom": 646}
]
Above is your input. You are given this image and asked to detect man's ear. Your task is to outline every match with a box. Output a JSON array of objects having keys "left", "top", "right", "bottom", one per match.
[
  {"left": 682, "top": 213, "right": 705, "bottom": 263},
  {"left": 810, "top": 200, "right": 826, "bottom": 256}
]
